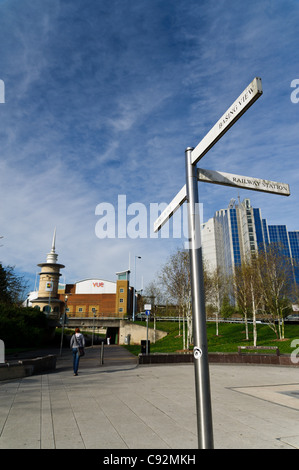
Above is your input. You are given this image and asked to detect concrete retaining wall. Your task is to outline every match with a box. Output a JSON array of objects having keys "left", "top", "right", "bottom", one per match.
[
  {"left": 0, "top": 355, "right": 57, "bottom": 381},
  {"left": 118, "top": 321, "right": 167, "bottom": 345},
  {"left": 139, "top": 352, "right": 298, "bottom": 366}
]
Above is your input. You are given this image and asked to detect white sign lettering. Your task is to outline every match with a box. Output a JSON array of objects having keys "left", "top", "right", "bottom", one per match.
[
  {"left": 197, "top": 168, "right": 290, "bottom": 196},
  {"left": 154, "top": 185, "right": 187, "bottom": 232},
  {"left": 191, "top": 77, "right": 263, "bottom": 165}
]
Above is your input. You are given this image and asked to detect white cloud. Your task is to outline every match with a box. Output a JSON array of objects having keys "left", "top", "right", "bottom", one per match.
[{"left": 0, "top": 0, "right": 299, "bottom": 293}]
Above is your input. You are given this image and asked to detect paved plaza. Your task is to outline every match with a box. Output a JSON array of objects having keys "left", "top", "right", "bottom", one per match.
[{"left": 1, "top": 345, "right": 299, "bottom": 449}]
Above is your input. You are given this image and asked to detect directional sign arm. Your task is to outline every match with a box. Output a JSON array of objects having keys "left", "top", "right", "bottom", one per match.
[
  {"left": 191, "top": 77, "right": 263, "bottom": 165},
  {"left": 197, "top": 168, "right": 290, "bottom": 196},
  {"left": 153, "top": 185, "right": 187, "bottom": 233}
]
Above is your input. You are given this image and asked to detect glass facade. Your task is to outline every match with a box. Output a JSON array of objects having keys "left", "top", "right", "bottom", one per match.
[
  {"left": 262, "top": 219, "right": 269, "bottom": 245},
  {"left": 230, "top": 209, "right": 241, "bottom": 266},
  {"left": 253, "top": 208, "right": 265, "bottom": 250},
  {"left": 289, "top": 232, "right": 299, "bottom": 261},
  {"left": 289, "top": 231, "right": 299, "bottom": 284},
  {"left": 206, "top": 198, "right": 299, "bottom": 287},
  {"left": 268, "top": 225, "right": 291, "bottom": 258}
]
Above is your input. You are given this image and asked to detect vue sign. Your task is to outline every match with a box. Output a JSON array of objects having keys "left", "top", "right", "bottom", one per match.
[{"left": 93, "top": 282, "right": 104, "bottom": 288}]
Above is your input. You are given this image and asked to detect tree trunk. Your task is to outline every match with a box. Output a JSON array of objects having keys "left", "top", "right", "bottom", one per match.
[
  {"left": 182, "top": 311, "right": 185, "bottom": 351},
  {"left": 251, "top": 283, "right": 257, "bottom": 347},
  {"left": 244, "top": 309, "right": 249, "bottom": 340}
]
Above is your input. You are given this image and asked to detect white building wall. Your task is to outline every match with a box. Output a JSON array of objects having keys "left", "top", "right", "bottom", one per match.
[
  {"left": 75, "top": 279, "right": 116, "bottom": 294},
  {"left": 202, "top": 218, "right": 218, "bottom": 273},
  {"left": 23, "top": 291, "right": 38, "bottom": 307}
]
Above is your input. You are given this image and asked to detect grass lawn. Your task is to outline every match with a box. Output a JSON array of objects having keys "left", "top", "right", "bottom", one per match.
[{"left": 124, "top": 321, "right": 299, "bottom": 356}]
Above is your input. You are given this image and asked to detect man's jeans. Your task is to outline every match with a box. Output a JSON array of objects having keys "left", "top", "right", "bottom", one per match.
[{"left": 72, "top": 348, "right": 80, "bottom": 374}]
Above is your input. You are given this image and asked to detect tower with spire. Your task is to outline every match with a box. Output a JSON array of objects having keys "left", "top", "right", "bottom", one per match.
[{"left": 31, "top": 229, "right": 65, "bottom": 321}]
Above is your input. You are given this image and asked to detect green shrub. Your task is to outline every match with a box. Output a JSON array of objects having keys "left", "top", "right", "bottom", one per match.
[{"left": 0, "top": 303, "right": 48, "bottom": 348}]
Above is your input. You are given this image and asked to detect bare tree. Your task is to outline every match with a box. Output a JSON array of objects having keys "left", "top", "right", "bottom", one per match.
[
  {"left": 159, "top": 248, "right": 192, "bottom": 350},
  {"left": 143, "top": 280, "right": 164, "bottom": 309},
  {"left": 249, "top": 255, "right": 264, "bottom": 347},
  {"left": 258, "top": 244, "right": 294, "bottom": 340},
  {"left": 233, "top": 262, "right": 251, "bottom": 340},
  {"left": 233, "top": 244, "right": 295, "bottom": 343},
  {"left": 205, "top": 267, "right": 224, "bottom": 336},
  {"left": 233, "top": 255, "right": 264, "bottom": 346}
]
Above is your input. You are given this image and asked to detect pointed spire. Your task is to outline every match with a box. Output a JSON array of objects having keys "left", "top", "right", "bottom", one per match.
[
  {"left": 46, "top": 228, "right": 58, "bottom": 263},
  {"left": 51, "top": 227, "right": 56, "bottom": 254}
]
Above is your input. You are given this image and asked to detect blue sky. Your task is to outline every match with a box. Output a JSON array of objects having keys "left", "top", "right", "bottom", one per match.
[{"left": 0, "top": 0, "right": 299, "bottom": 293}]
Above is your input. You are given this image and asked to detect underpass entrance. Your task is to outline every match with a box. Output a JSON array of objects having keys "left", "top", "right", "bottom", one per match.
[{"left": 106, "top": 327, "right": 119, "bottom": 345}]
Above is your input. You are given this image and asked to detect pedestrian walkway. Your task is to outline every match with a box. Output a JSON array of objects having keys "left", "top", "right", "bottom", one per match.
[{"left": 1, "top": 345, "right": 299, "bottom": 449}]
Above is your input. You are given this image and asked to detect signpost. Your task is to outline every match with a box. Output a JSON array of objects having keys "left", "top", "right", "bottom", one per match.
[
  {"left": 153, "top": 185, "right": 186, "bottom": 233},
  {"left": 197, "top": 168, "right": 290, "bottom": 196},
  {"left": 191, "top": 77, "right": 263, "bottom": 165},
  {"left": 153, "top": 77, "right": 290, "bottom": 449},
  {"left": 144, "top": 304, "right": 151, "bottom": 355},
  {"left": 154, "top": 78, "right": 263, "bottom": 232}
]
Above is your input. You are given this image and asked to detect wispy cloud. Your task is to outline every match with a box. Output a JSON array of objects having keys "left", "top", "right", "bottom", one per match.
[{"left": 0, "top": 0, "right": 299, "bottom": 291}]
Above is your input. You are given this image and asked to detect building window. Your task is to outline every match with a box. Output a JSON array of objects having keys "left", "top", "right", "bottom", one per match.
[
  {"left": 120, "top": 288, "right": 124, "bottom": 293},
  {"left": 78, "top": 307, "right": 83, "bottom": 313},
  {"left": 119, "top": 298, "right": 124, "bottom": 303},
  {"left": 119, "top": 308, "right": 123, "bottom": 312},
  {"left": 118, "top": 273, "right": 127, "bottom": 280}
]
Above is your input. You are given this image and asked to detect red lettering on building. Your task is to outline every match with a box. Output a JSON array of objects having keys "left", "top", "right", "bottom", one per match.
[{"left": 93, "top": 282, "right": 104, "bottom": 288}]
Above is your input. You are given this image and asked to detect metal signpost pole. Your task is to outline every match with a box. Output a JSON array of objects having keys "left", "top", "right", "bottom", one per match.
[
  {"left": 185, "top": 147, "right": 214, "bottom": 449},
  {"left": 144, "top": 304, "right": 151, "bottom": 355},
  {"left": 153, "top": 78, "right": 289, "bottom": 450},
  {"left": 146, "top": 315, "right": 149, "bottom": 355}
]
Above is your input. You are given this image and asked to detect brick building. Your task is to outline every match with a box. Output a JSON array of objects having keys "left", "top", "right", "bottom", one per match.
[
  {"left": 58, "top": 271, "right": 133, "bottom": 318},
  {"left": 26, "top": 230, "right": 134, "bottom": 320}
]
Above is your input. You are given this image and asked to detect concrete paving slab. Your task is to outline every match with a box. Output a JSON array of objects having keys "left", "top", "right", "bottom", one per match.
[{"left": 0, "top": 345, "right": 299, "bottom": 449}]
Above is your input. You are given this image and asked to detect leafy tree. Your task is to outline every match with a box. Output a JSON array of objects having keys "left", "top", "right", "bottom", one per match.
[
  {"left": 0, "top": 264, "right": 10, "bottom": 303},
  {"left": 0, "top": 263, "right": 48, "bottom": 349},
  {"left": 220, "top": 294, "right": 236, "bottom": 318},
  {"left": 0, "top": 264, "right": 28, "bottom": 305},
  {"left": 0, "top": 303, "right": 48, "bottom": 348}
]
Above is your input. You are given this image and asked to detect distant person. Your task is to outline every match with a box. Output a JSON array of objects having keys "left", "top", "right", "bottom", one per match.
[{"left": 70, "top": 328, "right": 85, "bottom": 376}]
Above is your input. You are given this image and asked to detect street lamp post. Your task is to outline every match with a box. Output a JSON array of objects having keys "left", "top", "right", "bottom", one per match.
[
  {"left": 60, "top": 295, "right": 68, "bottom": 356},
  {"left": 132, "top": 256, "right": 141, "bottom": 321},
  {"left": 92, "top": 307, "right": 96, "bottom": 347}
]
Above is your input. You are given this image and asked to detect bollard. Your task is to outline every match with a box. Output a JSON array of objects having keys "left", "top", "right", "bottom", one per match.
[
  {"left": 0, "top": 339, "right": 4, "bottom": 364},
  {"left": 100, "top": 341, "right": 104, "bottom": 365}
]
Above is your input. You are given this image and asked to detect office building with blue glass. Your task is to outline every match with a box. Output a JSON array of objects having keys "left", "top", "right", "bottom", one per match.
[{"left": 202, "top": 198, "right": 299, "bottom": 285}]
